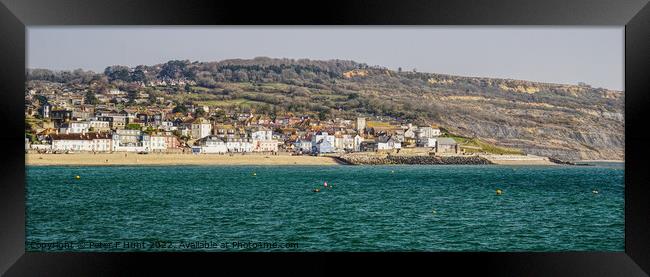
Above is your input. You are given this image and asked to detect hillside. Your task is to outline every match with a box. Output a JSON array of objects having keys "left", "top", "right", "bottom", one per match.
[{"left": 26, "top": 57, "right": 624, "bottom": 160}]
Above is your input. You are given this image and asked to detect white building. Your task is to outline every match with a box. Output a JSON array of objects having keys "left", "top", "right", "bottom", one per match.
[
  {"left": 293, "top": 139, "right": 312, "bottom": 153},
  {"left": 416, "top": 126, "right": 441, "bottom": 138},
  {"left": 404, "top": 124, "right": 417, "bottom": 139},
  {"left": 193, "top": 136, "right": 228, "bottom": 153},
  {"left": 158, "top": 121, "right": 177, "bottom": 132},
  {"left": 311, "top": 132, "right": 336, "bottom": 149},
  {"left": 419, "top": 137, "right": 437, "bottom": 148},
  {"left": 225, "top": 137, "right": 253, "bottom": 153},
  {"left": 147, "top": 135, "right": 167, "bottom": 151},
  {"left": 191, "top": 117, "right": 212, "bottom": 139},
  {"left": 377, "top": 136, "right": 402, "bottom": 150},
  {"left": 112, "top": 129, "right": 147, "bottom": 152},
  {"left": 353, "top": 135, "right": 363, "bottom": 152},
  {"left": 60, "top": 121, "right": 90, "bottom": 134},
  {"left": 251, "top": 128, "right": 273, "bottom": 141},
  {"left": 251, "top": 128, "right": 278, "bottom": 152},
  {"left": 50, "top": 133, "right": 112, "bottom": 152},
  {"left": 334, "top": 135, "right": 355, "bottom": 152},
  {"left": 89, "top": 120, "right": 111, "bottom": 132},
  {"left": 253, "top": 139, "right": 279, "bottom": 152}
]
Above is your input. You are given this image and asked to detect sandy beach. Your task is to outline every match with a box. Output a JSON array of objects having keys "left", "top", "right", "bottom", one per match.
[
  {"left": 26, "top": 153, "right": 342, "bottom": 166},
  {"left": 26, "top": 152, "right": 569, "bottom": 166}
]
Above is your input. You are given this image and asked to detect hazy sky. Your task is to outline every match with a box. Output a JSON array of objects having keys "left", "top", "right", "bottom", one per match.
[{"left": 27, "top": 27, "right": 624, "bottom": 90}]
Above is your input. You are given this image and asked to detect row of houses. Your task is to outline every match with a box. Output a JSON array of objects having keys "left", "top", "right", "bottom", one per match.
[{"left": 40, "top": 130, "right": 181, "bottom": 153}]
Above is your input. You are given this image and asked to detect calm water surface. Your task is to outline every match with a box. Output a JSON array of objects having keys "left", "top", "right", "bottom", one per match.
[{"left": 26, "top": 164, "right": 624, "bottom": 251}]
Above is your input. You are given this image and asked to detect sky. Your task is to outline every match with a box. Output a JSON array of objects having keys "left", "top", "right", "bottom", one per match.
[{"left": 27, "top": 27, "right": 624, "bottom": 90}]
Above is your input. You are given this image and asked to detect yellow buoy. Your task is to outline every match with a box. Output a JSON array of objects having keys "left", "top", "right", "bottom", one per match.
[
  {"left": 496, "top": 189, "right": 502, "bottom": 195},
  {"left": 75, "top": 175, "right": 80, "bottom": 179}
]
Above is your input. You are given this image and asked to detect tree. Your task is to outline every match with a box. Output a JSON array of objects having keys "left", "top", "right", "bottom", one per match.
[
  {"left": 211, "top": 109, "right": 227, "bottom": 123},
  {"left": 127, "top": 90, "right": 137, "bottom": 104},
  {"left": 126, "top": 123, "right": 141, "bottom": 130},
  {"left": 84, "top": 91, "right": 99, "bottom": 105},
  {"left": 347, "top": 93, "right": 359, "bottom": 100},
  {"left": 158, "top": 60, "right": 191, "bottom": 79},
  {"left": 148, "top": 92, "right": 158, "bottom": 105},
  {"left": 104, "top": 65, "right": 131, "bottom": 82},
  {"left": 195, "top": 108, "right": 206, "bottom": 118},
  {"left": 318, "top": 109, "right": 329, "bottom": 120},
  {"left": 131, "top": 68, "right": 147, "bottom": 82},
  {"left": 172, "top": 103, "right": 188, "bottom": 114}
]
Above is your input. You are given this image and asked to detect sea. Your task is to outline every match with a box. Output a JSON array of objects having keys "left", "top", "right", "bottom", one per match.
[{"left": 26, "top": 163, "right": 624, "bottom": 252}]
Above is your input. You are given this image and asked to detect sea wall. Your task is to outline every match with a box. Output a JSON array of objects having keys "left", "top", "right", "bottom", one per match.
[{"left": 336, "top": 154, "right": 492, "bottom": 165}]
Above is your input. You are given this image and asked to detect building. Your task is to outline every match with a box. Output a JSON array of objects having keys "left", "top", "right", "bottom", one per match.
[
  {"left": 50, "top": 133, "right": 112, "bottom": 152},
  {"left": 377, "top": 135, "right": 402, "bottom": 150},
  {"left": 359, "top": 140, "right": 378, "bottom": 152},
  {"left": 416, "top": 126, "right": 441, "bottom": 138},
  {"left": 225, "top": 137, "right": 253, "bottom": 153},
  {"left": 253, "top": 139, "right": 279, "bottom": 152},
  {"left": 436, "top": 137, "right": 459, "bottom": 154},
  {"left": 404, "top": 124, "right": 417, "bottom": 139},
  {"left": 356, "top": 117, "right": 366, "bottom": 134},
  {"left": 251, "top": 127, "right": 278, "bottom": 152},
  {"left": 418, "top": 137, "right": 437, "bottom": 148},
  {"left": 146, "top": 135, "right": 168, "bottom": 151},
  {"left": 312, "top": 139, "right": 333, "bottom": 154},
  {"left": 251, "top": 128, "right": 273, "bottom": 141},
  {"left": 191, "top": 117, "right": 212, "bottom": 139},
  {"left": 293, "top": 138, "right": 312, "bottom": 153},
  {"left": 334, "top": 134, "right": 355, "bottom": 152},
  {"left": 193, "top": 136, "right": 228, "bottom": 153},
  {"left": 112, "top": 129, "right": 147, "bottom": 152},
  {"left": 311, "top": 131, "right": 336, "bottom": 149},
  {"left": 59, "top": 121, "right": 90, "bottom": 134},
  {"left": 40, "top": 103, "right": 51, "bottom": 118},
  {"left": 88, "top": 120, "right": 111, "bottom": 132},
  {"left": 353, "top": 135, "right": 363, "bottom": 152}
]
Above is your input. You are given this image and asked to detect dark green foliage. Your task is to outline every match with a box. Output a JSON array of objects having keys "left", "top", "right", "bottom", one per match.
[
  {"left": 84, "top": 91, "right": 99, "bottom": 105},
  {"left": 172, "top": 103, "right": 188, "bottom": 114}
]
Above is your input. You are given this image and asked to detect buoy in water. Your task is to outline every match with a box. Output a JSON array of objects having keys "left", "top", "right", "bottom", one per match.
[
  {"left": 432, "top": 209, "right": 437, "bottom": 214},
  {"left": 313, "top": 188, "right": 320, "bottom": 193},
  {"left": 592, "top": 190, "right": 599, "bottom": 194},
  {"left": 75, "top": 175, "right": 80, "bottom": 180},
  {"left": 323, "top": 182, "right": 328, "bottom": 187},
  {"left": 496, "top": 189, "right": 503, "bottom": 195},
  {"left": 252, "top": 172, "right": 257, "bottom": 176}
]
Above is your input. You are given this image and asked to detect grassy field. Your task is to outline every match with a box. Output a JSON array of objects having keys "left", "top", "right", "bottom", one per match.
[
  {"left": 366, "top": 121, "right": 395, "bottom": 128},
  {"left": 194, "top": 98, "right": 266, "bottom": 107}
]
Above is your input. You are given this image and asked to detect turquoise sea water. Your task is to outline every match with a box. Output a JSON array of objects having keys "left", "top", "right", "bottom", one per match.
[{"left": 26, "top": 163, "right": 624, "bottom": 252}]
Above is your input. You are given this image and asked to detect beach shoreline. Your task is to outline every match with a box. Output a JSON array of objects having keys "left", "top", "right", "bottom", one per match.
[
  {"left": 26, "top": 152, "right": 572, "bottom": 166},
  {"left": 26, "top": 153, "right": 342, "bottom": 166}
]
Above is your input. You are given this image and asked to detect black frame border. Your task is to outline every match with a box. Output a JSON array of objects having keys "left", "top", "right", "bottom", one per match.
[{"left": 1, "top": 0, "right": 649, "bottom": 275}]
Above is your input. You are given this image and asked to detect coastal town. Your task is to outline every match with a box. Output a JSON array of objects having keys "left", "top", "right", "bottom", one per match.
[
  {"left": 25, "top": 66, "right": 561, "bottom": 166},
  {"left": 25, "top": 80, "right": 458, "bottom": 156}
]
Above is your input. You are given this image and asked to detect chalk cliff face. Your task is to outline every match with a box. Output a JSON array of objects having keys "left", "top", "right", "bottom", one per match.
[{"left": 344, "top": 71, "right": 624, "bottom": 161}]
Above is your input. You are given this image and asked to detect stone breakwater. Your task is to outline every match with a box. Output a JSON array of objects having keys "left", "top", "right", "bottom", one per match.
[{"left": 336, "top": 154, "right": 493, "bottom": 165}]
